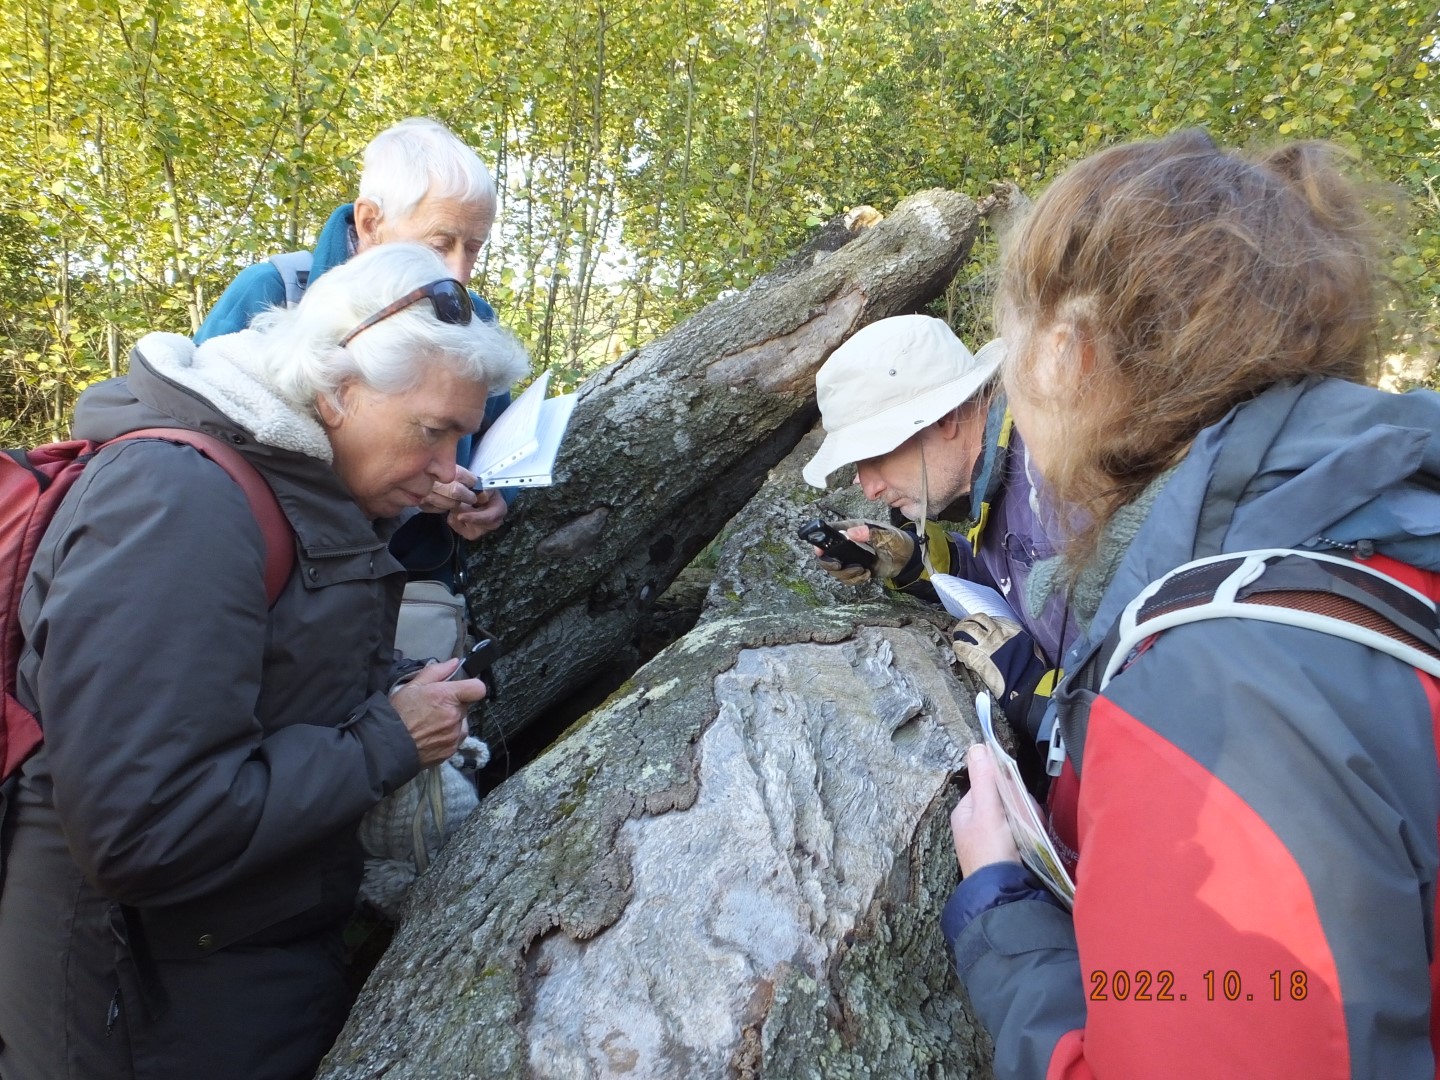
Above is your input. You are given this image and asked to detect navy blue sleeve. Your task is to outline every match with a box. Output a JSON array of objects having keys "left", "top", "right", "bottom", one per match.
[
  {"left": 949, "top": 898, "right": 1086, "bottom": 1079},
  {"left": 942, "top": 861, "right": 1061, "bottom": 947}
]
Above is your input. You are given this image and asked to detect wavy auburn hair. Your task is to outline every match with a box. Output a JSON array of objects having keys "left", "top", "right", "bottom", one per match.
[{"left": 998, "top": 129, "right": 1388, "bottom": 564}]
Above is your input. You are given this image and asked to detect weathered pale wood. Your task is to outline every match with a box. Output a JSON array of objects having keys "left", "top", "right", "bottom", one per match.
[
  {"left": 320, "top": 430, "right": 992, "bottom": 1080},
  {"left": 464, "top": 191, "right": 979, "bottom": 750}
]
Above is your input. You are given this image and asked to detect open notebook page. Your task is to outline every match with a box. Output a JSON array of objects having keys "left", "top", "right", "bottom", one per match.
[
  {"left": 467, "top": 370, "right": 550, "bottom": 483},
  {"left": 931, "top": 573, "right": 1020, "bottom": 622}
]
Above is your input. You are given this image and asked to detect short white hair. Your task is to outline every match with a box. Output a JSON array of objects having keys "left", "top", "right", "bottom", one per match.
[
  {"left": 250, "top": 243, "right": 529, "bottom": 412},
  {"left": 358, "top": 118, "right": 496, "bottom": 222}
]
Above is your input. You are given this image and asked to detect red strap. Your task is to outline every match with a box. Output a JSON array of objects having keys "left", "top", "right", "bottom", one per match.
[{"left": 108, "top": 429, "right": 295, "bottom": 606}]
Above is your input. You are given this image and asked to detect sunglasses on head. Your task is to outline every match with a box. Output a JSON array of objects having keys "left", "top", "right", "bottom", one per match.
[{"left": 337, "top": 278, "right": 474, "bottom": 348}]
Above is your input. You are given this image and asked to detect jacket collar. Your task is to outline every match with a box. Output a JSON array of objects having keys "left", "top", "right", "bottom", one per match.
[
  {"left": 136, "top": 331, "right": 333, "bottom": 461},
  {"left": 72, "top": 341, "right": 400, "bottom": 560},
  {"left": 1064, "top": 377, "right": 1440, "bottom": 675}
]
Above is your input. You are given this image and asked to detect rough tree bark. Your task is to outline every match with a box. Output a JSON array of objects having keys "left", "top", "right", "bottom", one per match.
[
  {"left": 319, "top": 428, "right": 991, "bottom": 1079},
  {"left": 463, "top": 191, "right": 979, "bottom": 752}
]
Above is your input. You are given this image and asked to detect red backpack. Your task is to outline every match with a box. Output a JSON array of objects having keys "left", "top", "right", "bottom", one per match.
[{"left": 1, "top": 428, "right": 295, "bottom": 782}]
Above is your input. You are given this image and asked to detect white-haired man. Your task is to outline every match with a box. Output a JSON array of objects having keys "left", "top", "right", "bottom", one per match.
[{"left": 198, "top": 117, "right": 509, "bottom": 548}]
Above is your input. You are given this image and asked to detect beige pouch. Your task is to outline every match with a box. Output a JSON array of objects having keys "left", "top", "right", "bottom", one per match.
[
  {"left": 363, "top": 579, "right": 480, "bottom": 919},
  {"left": 393, "top": 579, "right": 467, "bottom": 662}
]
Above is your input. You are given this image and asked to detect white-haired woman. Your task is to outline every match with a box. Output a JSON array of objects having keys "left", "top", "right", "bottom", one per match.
[{"left": 0, "top": 243, "right": 528, "bottom": 1080}]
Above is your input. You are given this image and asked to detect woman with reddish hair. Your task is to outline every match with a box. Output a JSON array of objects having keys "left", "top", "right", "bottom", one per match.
[{"left": 944, "top": 130, "right": 1440, "bottom": 1078}]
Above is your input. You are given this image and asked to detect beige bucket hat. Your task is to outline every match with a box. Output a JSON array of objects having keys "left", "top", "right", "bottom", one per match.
[{"left": 802, "top": 315, "right": 1003, "bottom": 487}]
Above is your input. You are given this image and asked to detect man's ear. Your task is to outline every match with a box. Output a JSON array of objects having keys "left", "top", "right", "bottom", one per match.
[
  {"left": 352, "top": 199, "right": 384, "bottom": 251},
  {"left": 933, "top": 409, "right": 965, "bottom": 440}
]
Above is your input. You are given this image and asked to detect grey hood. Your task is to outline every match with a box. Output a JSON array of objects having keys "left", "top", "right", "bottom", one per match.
[
  {"left": 1078, "top": 376, "right": 1440, "bottom": 666},
  {"left": 80, "top": 331, "right": 333, "bottom": 462}
]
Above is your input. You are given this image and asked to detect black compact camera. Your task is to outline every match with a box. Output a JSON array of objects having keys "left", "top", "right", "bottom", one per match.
[
  {"left": 798, "top": 518, "right": 878, "bottom": 572},
  {"left": 447, "top": 628, "right": 502, "bottom": 702}
]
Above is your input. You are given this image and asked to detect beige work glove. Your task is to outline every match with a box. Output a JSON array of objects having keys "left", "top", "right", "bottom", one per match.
[
  {"left": 950, "top": 612, "right": 1025, "bottom": 700},
  {"left": 812, "top": 519, "right": 917, "bottom": 585}
]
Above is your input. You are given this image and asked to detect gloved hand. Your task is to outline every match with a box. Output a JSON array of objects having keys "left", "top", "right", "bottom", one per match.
[
  {"left": 812, "top": 519, "right": 917, "bottom": 585},
  {"left": 951, "top": 613, "right": 1028, "bottom": 701}
]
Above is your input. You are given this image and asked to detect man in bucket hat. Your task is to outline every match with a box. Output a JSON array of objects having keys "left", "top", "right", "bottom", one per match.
[
  {"left": 804, "top": 314, "right": 1001, "bottom": 530},
  {"left": 803, "top": 315, "right": 1076, "bottom": 744}
]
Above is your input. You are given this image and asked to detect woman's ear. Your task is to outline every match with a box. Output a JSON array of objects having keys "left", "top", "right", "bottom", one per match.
[
  {"left": 352, "top": 199, "right": 384, "bottom": 251},
  {"left": 1045, "top": 322, "right": 1097, "bottom": 384},
  {"left": 1065, "top": 322, "right": 1102, "bottom": 373},
  {"left": 314, "top": 385, "right": 349, "bottom": 430}
]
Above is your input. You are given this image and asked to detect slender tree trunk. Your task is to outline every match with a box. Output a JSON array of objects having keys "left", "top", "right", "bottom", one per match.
[
  {"left": 160, "top": 155, "right": 201, "bottom": 332},
  {"left": 285, "top": 0, "right": 305, "bottom": 248},
  {"left": 675, "top": 31, "right": 696, "bottom": 297},
  {"left": 566, "top": 6, "right": 607, "bottom": 367},
  {"left": 742, "top": 0, "right": 773, "bottom": 237}
]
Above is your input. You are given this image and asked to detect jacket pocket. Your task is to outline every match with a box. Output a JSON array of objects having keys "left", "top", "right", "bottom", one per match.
[{"left": 135, "top": 861, "right": 325, "bottom": 960}]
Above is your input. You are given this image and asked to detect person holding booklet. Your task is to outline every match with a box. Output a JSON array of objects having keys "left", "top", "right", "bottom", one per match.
[
  {"left": 466, "top": 369, "right": 578, "bottom": 490},
  {"left": 801, "top": 315, "right": 1076, "bottom": 741},
  {"left": 945, "top": 130, "right": 1440, "bottom": 1077}
]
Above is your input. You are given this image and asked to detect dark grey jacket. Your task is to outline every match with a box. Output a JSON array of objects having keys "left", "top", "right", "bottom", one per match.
[{"left": 0, "top": 335, "right": 420, "bottom": 1079}]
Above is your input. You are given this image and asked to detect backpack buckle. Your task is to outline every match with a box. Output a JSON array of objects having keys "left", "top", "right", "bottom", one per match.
[{"left": 1045, "top": 725, "right": 1067, "bottom": 777}]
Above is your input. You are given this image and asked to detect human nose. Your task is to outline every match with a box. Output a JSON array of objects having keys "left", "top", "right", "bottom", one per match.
[
  {"left": 442, "top": 249, "right": 473, "bottom": 283},
  {"left": 855, "top": 463, "right": 884, "bottom": 500},
  {"left": 428, "top": 445, "right": 458, "bottom": 484}
]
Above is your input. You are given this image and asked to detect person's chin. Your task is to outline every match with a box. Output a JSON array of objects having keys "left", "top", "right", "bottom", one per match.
[{"left": 364, "top": 492, "right": 423, "bottom": 520}]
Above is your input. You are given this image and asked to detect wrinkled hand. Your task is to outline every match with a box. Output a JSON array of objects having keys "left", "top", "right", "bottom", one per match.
[
  {"left": 388, "top": 658, "right": 488, "bottom": 768},
  {"left": 448, "top": 488, "right": 506, "bottom": 541},
  {"left": 419, "top": 465, "right": 509, "bottom": 541},
  {"left": 951, "top": 613, "right": 1025, "bottom": 700},
  {"left": 420, "top": 464, "right": 480, "bottom": 514},
  {"left": 812, "top": 519, "right": 916, "bottom": 585},
  {"left": 951, "top": 743, "right": 1022, "bottom": 876}
]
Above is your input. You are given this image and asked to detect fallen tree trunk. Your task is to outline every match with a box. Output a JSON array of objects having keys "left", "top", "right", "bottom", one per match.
[
  {"left": 319, "top": 431, "right": 992, "bottom": 1080},
  {"left": 465, "top": 191, "right": 979, "bottom": 751}
]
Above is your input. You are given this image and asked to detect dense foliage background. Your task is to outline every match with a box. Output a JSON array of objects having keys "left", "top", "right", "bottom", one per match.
[{"left": 1, "top": 0, "right": 1435, "bottom": 441}]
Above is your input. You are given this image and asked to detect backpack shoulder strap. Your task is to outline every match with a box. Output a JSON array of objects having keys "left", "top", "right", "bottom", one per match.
[
  {"left": 265, "top": 250, "right": 314, "bottom": 307},
  {"left": 1099, "top": 548, "right": 1440, "bottom": 691},
  {"left": 108, "top": 429, "right": 294, "bottom": 606},
  {"left": 1054, "top": 548, "right": 1440, "bottom": 777}
]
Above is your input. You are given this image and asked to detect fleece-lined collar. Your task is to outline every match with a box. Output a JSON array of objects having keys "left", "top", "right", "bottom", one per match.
[{"left": 136, "top": 331, "right": 333, "bottom": 463}]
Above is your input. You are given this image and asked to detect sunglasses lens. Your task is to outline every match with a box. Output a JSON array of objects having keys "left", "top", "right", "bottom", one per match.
[
  {"left": 431, "top": 281, "right": 473, "bottom": 326},
  {"left": 339, "top": 279, "right": 474, "bottom": 347}
]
